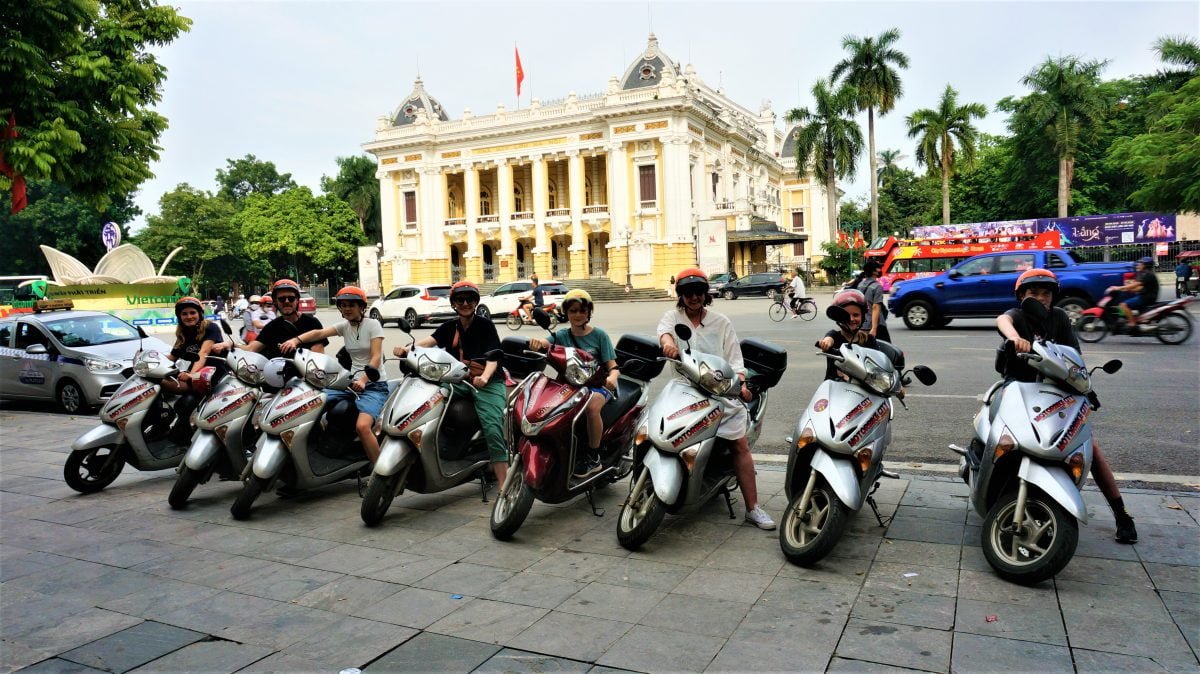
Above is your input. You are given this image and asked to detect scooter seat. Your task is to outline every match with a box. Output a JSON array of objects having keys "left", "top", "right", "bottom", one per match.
[
  {"left": 600, "top": 379, "right": 641, "bottom": 427},
  {"left": 439, "top": 396, "right": 483, "bottom": 461}
]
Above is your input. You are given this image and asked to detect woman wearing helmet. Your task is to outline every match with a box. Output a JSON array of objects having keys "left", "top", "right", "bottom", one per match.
[
  {"left": 160, "top": 296, "right": 224, "bottom": 397},
  {"left": 996, "top": 268, "right": 1137, "bottom": 544},
  {"left": 226, "top": 279, "right": 328, "bottom": 359},
  {"left": 816, "top": 289, "right": 881, "bottom": 382},
  {"left": 529, "top": 289, "right": 619, "bottom": 478},
  {"left": 658, "top": 267, "right": 775, "bottom": 530},
  {"left": 281, "top": 286, "right": 387, "bottom": 462},
  {"left": 393, "top": 280, "right": 509, "bottom": 484},
  {"left": 259, "top": 294, "right": 276, "bottom": 321},
  {"left": 242, "top": 294, "right": 266, "bottom": 343}
]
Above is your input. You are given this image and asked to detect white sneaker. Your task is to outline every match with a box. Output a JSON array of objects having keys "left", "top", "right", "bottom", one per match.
[{"left": 745, "top": 506, "right": 776, "bottom": 530}]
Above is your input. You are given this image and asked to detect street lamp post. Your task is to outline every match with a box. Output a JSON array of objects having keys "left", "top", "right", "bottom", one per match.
[
  {"left": 623, "top": 228, "right": 632, "bottom": 290},
  {"left": 374, "top": 242, "right": 384, "bottom": 299}
]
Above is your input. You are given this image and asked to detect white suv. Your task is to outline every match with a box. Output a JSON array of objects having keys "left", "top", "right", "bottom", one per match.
[
  {"left": 475, "top": 280, "right": 568, "bottom": 320},
  {"left": 368, "top": 284, "right": 451, "bottom": 327}
]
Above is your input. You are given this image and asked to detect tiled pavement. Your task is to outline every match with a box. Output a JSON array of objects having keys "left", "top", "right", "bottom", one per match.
[{"left": 1, "top": 410, "right": 1197, "bottom": 673}]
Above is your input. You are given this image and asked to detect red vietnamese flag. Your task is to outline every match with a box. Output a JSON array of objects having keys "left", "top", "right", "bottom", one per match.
[
  {"left": 515, "top": 46, "right": 525, "bottom": 97},
  {"left": 0, "top": 114, "right": 27, "bottom": 214}
]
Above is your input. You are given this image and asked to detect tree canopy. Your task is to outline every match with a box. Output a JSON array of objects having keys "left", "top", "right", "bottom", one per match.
[
  {"left": 1109, "top": 75, "right": 1200, "bottom": 213},
  {"left": 907, "top": 84, "right": 988, "bottom": 224},
  {"left": 0, "top": 179, "right": 138, "bottom": 275},
  {"left": 321, "top": 155, "right": 381, "bottom": 241},
  {"left": 786, "top": 79, "right": 864, "bottom": 241},
  {"left": 0, "top": 1, "right": 191, "bottom": 210},
  {"left": 216, "top": 154, "right": 297, "bottom": 205},
  {"left": 235, "top": 187, "right": 367, "bottom": 282}
]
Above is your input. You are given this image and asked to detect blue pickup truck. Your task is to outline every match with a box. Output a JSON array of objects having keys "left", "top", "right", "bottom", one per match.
[{"left": 888, "top": 249, "right": 1133, "bottom": 329}]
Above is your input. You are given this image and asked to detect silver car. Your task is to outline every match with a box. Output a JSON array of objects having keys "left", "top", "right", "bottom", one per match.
[{"left": 0, "top": 309, "right": 172, "bottom": 413}]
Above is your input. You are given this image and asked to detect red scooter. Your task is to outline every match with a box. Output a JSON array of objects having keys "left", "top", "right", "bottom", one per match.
[
  {"left": 490, "top": 313, "right": 662, "bottom": 540},
  {"left": 1076, "top": 291, "right": 1193, "bottom": 345},
  {"left": 505, "top": 302, "right": 562, "bottom": 330}
]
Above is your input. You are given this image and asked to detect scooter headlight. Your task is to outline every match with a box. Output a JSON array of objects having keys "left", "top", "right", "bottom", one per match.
[
  {"left": 133, "top": 353, "right": 161, "bottom": 377},
  {"left": 417, "top": 357, "right": 451, "bottom": 382},
  {"left": 862, "top": 357, "right": 896, "bottom": 395},
  {"left": 698, "top": 361, "right": 735, "bottom": 397},
  {"left": 236, "top": 358, "right": 266, "bottom": 386},
  {"left": 564, "top": 357, "right": 596, "bottom": 387}
]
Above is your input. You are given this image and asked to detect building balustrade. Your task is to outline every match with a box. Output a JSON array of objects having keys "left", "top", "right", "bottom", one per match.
[
  {"left": 478, "top": 214, "right": 499, "bottom": 223},
  {"left": 546, "top": 208, "right": 570, "bottom": 218},
  {"left": 716, "top": 201, "right": 735, "bottom": 211},
  {"left": 639, "top": 200, "right": 658, "bottom": 211},
  {"left": 582, "top": 204, "right": 609, "bottom": 215},
  {"left": 445, "top": 217, "right": 467, "bottom": 226},
  {"left": 512, "top": 211, "right": 534, "bottom": 221}
]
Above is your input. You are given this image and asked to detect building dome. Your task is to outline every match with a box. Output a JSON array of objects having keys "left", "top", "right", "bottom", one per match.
[
  {"left": 391, "top": 77, "right": 450, "bottom": 126},
  {"left": 780, "top": 126, "right": 800, "bottom": 162},
  {"left": 619, "top": 33, "right": 681, "bottom": 91}
]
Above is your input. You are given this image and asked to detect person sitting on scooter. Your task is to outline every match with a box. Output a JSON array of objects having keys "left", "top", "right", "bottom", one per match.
[
  {"left": 519, "top": 277, "right": 543, "bottom": 323},
  {"left": 161, "top": 297, "right": 225, "bottom": 438},
  {"left": 1108, "top": 257, "right": 1159, "bottom": 331},
  {"left": 658, "top": 267, "right": 776, "bottom": 531},
  {"left": 996, "top": 268, "right": 1137, "bottom": 544},
  {"left": 527, "top": 289, "right": 619, "bottom": 479},
  {"left": 218, "top": 279, "right": 327, "bottom": 359},
  {"left": 392, "top": 280, "right": 509, "bottom": 485},
  {"left": 817, "top": 289, "right": 880, "bottom": 381},
  {"left": 280, "top": 286, "right": 387, "bottom": 462}
]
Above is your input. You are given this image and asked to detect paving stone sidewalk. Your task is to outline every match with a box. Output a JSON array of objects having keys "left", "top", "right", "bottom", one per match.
[{"left": 1, "top": 410, "right": 1197, "bottom": 673}]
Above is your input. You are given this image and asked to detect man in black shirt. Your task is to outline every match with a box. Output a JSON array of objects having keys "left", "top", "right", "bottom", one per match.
[
  {"left": 1109, "top": 257, "right": 1159, "bottom": 331},
  {"left": 996, "top": 269, "right": 1137, "bottom": 543},
  {"left": 519, "top": 277, "right": 543, "bottom": 323},
  {"left": 216, "top": 279, "right": 327, "bottom": 358}
]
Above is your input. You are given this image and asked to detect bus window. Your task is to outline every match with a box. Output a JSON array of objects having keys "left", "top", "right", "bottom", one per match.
[{"left": 888, "top": 259, "right": 911, "bottom": 274}]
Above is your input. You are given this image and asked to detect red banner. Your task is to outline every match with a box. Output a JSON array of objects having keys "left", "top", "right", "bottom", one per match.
[{"left": 515, "top": 46, "right": 525, "bottom": 97}]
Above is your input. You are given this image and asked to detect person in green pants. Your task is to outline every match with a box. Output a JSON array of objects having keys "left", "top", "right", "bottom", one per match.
[{"left": 392, "top": 280, "right": 508, "bottom": 484}]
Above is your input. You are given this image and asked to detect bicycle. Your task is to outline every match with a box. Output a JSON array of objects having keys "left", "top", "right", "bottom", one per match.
[{"left": 769, "top": 295, "right": 817, "bottom": 322}]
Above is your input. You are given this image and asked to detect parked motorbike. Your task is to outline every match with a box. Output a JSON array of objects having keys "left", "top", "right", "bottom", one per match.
[
  {"left": 66, "top": 349, "right": 214, "bottom": 493},
  {"left": 167, "top": 350, "right": 272, "bottom": 509},
  {"left": 229, "top": 348, "right": 380, "bottom": 520},
  {"left": 490, "top": 311, "right": 656, "bottom": 540},
  {"left": 951, "top": 298, "right": 1123, "bottom": 585},
  {"left": 505, "top": 302, "right": 561, "bottom": 330},
  {"left": 1076, "top": 291, "right": 1192, "bottom": 344},
  {"left": 360, "top": 319, "right": 496, "bottom": 526},
  {"left": 615, "top": 323, "right": 786, "bottom": 550},
  {"left": 779, "top": 305, "right": 937, "bottom": 565}
]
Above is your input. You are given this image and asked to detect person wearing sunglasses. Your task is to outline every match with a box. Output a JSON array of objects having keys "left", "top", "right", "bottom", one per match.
[
  {"left": 657, "top": 267, "right": 775, "bottom": 531},
  {"left": 216, "top": 279, "right": 327, "bottom": 359}
]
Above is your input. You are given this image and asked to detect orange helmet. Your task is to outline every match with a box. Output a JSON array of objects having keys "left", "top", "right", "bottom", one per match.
[
  {"left": 174, "top": 296, "right": 204, "bottom": 317},
  {"left": 1014, "top": 269, "right": 1059, "bottom": 299},
  {"left": 271, "top": 278, "right": 301, "bottom": 298},
  {"left": 675, "top": 267, "right": 709, "bottom": 295},
  {"left": 333, "top": 286, "right": 368, "bottom": 305},
  {"left": 449, "top": 280, "right": 481, "bottom": 303},
  {"left": 259, "top": 293, "right": 273, "bottom": 306}
]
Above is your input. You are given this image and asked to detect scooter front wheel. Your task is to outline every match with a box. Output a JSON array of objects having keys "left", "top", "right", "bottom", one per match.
[
  {"left": 168, "top": 465, "right": 203, "bottom": 510},
  {"left": 981, "top": 487, "right": 1078, "bottom": 585},
  {"left": 491, "top": 457, "right": 534, "bottom": 540},
  {"left": 230, "top": 475, "right": 267, "bottom": 520},
  {"left": 361, "top": 468, "right": 407, "bottom": 527},
  {"left": 779, "top": 475, "right": 848, "bottom": 566},
  {"left": 1075, "top": 316, "right": 1108, "bottom": 343},
  {"left": 64, "top": 445, "right": 126, "bottom": 493},
  {"left": 506, "top": 314, "right": 522, "bottom": 330},
  {"left": 616, "top": 466, "right": 666, "bottom": 550}
]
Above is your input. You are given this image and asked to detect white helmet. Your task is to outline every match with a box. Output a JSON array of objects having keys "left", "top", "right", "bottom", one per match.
[{"left": 249, "top": 294, "right": 262, "bottom": 304}]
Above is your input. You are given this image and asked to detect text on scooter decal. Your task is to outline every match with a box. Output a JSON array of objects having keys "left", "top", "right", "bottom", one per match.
[
  {"left": 848, "top": 402, "right": 891, "bottom": 446},
  {"left": 269, "top": 396, "right": 323, "bottom": 428},
  {"left": 204, "top": 392, "right": 256, "bottom": 424},
  {"left": 535, "top": 386, "right": 575, "bottom": 420},
  {"left": 1034, "top": 396, "right": 1076, "bottom": 422},
  {"left": 1056, "top": 405, "right": 1090, "bottom": 452},
  {"left": 672, "top": 407, "right": 722, "bottom": 447},
  {"left": 394, "top": 391, "right": 444, "bottom": 434},
  {"left": 668, "top": 399, "right": 710, "bottom": 420},
  {"left": 836, "top": 398, "right": 874, "bottom": 429},
  {"left": 107, "top": 386, "right": 156, "bottom": 418}
]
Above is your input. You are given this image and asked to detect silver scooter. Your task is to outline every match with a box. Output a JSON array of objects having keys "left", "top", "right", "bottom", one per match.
[
  {"left": 230, "top": 348, "right": 380, "bottom": 520},
  {"left": 779, "top": 305, "right": 937, "bottom": 566},
  {"left": 360, "top": 319, "right": 494, "bottom": 526},
  {"left": 616, "top": 323, "right": 786, "bottom": 550},
  {"left": 66, "top": 349, "right": 204, "bottom": 493},
  {"left": 950, "top": 299, "right": 1122, "bottom": 585},
  {"left": 168, "top": 350, "right": 272, "bottom": 509}
]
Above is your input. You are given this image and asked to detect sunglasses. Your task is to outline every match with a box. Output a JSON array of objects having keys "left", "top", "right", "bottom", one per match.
[
  {"left": 274, "top": 296, "right": 297, "bottom": 303},
  {"left": 336, "top": 302, "right": 360, "bottom": 309},
  {"left": 453, "top": 297, "right": 479, "bottom": 304},
  {"left": 680, "top": 288, "right": 707, "bottom": 298}
]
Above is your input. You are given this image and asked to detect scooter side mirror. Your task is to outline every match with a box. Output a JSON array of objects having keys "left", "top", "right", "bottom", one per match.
[
  {"left": 533, "top": 308, "right": 553, "bottom": 330},
  {"left": 912, "top": 365, "right": 938, "bottom": 386},
  {"left": 397, "top": 318, "right": 412, "bottom": 334},
  {"left": 825, "top": 305, "right": 851, "bottom": 324},
  {"left": 674, "top": 323, "right": 692, "bottom": 342},
  {"left": 137, "top": 326, "right": 149, "bottom": 338},
  {"left": 364, "top": 365, "right": 381, "bottom": 382},
  {"left": 1101, "top": 359, "right": 1123, "bottom": 374},
  {"left": 1020, "top": 296, "right": 1049, "bottom": 321}
]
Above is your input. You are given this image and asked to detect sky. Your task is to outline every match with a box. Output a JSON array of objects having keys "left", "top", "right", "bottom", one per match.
[{"left": 132, "top": 0, "right": 1200, "bottom": 229}]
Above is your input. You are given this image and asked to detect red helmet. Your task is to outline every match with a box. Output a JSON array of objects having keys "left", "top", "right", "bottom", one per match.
[
  {"left": 191, "top": 365, "right": 219, "bottom": 395},
  {"left": 449, "top": 280, "right": 481, "bottom": 303},
  {"left": 259, "top": 293, "right": 273, "bottom": 306},
  {"left": 271, "top": 278, "right": 301, "bottom": 299},
  {"left": 675, "top": 267, "right": 709, "bottom": 295},
  {"left": 832, "top": 289, "right": 868, "bottom": 314},
  {"left": 333, "top": 286, "right": 368, "bottom": 305},
  {"left": 1014, "top": 268, "right": 1059, "bottom": 300},
  {"left": 174, "top": 296, "right": 204, "bottom": 317}
]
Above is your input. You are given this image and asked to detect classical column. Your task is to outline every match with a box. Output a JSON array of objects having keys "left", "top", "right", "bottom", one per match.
[
  {"left": 607, "top": 141, "right": 629, "bottom": 239},
  {"left": 497, "top": 160, "right": 516, "bottom": 281},
  {"left": 464, "top": 165, "right": 483, "bottom": 279},
  {"left": 531, "top": 156, "right": 548, "bottom": 252},
  {"left": 378, "top": 172, "right": 399, "bottom": 252},
  {"left": 567, "top": 151, "right": 587, "bottom": 279},
  {"left": 419, "top": 168, "right": 444, "bottom": 258},
  {"left": 664, "top": 135, "right": 692, "bottom": 241}
]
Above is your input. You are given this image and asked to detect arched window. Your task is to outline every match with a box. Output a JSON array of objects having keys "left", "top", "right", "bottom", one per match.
[
  {"left": 514, "top": 185, "right": 524, "bottom": 212},
  {"left": 547, "top": 181, "right": 558, "bottom": 210},
  {"left": 448, "top": 189, "right": 459, "bottom": 217},
  {"left": 480, "top": 188, "right": 492, "bottom": 216}
]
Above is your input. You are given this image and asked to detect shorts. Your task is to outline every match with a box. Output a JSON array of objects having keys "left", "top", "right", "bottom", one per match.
[
  {"left": 325, "top": 381, "right": 389, "bottom": 420},
  {"left": 1124, "top": 295, "right": 1150, "bottom": 312},
  {"left": 588, "top": 386, "right": 614, "bottom": 401}
]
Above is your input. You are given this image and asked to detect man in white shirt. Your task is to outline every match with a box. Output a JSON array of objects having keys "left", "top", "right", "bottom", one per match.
[{"left": 788, "top": 271, "right": 807, "bottom": 317}]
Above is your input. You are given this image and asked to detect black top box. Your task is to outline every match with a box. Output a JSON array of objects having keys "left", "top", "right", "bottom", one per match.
[
  {"left": 615, "top": 334, "right": 665, "bottom": 380},
  {"left": 501, "top": 336, "right": 544, "bottom": 380},
  {"left": 740, "top": 337, "right": 787, "bottom": 389}
]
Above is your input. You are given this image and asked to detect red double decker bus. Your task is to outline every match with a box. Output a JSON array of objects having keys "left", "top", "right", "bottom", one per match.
[{"left": 865, "top": 231, "right": 1061, "bottom": 291}]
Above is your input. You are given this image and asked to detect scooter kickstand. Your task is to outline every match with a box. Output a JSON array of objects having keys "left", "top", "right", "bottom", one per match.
[
  {"left": 721, "top": 488, "right": 738, "bottom": 520},
  {"left": 866, "top": 481, "right": 893, "bottom": 528},
  {"left": 585, "top": 490, "right": 604, "bottom": 517},
  {"left": 479, "top": 472, "right": 489, "bottom": 504}
]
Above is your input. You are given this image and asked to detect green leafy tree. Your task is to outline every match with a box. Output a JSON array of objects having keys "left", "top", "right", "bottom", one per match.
[
  {"left": 1109, "top": 75, "right": 1200, "bottom": 212},
  {"left": 216, "top": 155, "right": 297, "bottom": 205},
  {"left": 786, "top": 79, "right": 864, "bottom": 243},
  {"left": 134, "top": 184, "right": 254, "bottom": 293},
  {"left": 819, "top": 240, "right": 867, "bottom": 284},
  {"left": 1154, "top": 35, "right": 1200, "bottom": 84},
  {"left": 0, "top": 1, "right": 191, "bottom": 210},
  {"left": 877, "top": 168, "right": 942, "bottom": 236},
  {"left": 1001, "top": 56, "right": 1109, "bottom": 217},
  {"left": 0, "top": 180, "right": 137, "bottom": 275},
  {"left": 876, "top": 149, "right": 905, "bottom": 188},
  {"left": 907, "top": 84, "right": 988, "bottom": 225},
  {"left": 236, "top": 187, "right": 367, "bottom": 282},
  {"left": 830, "top": 28, "right": 910, "bottom": 240},
  {"left": 320, "top": 155, "right": 381, "bottom": 240}
]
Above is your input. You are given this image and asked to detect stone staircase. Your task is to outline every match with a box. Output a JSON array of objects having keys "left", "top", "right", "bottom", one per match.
[{"left": 477, "top": 278, "right": 666, "bottom": 302}]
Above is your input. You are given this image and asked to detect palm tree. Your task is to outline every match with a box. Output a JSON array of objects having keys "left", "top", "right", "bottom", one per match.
[
  {"left": 785, "top": 79, "right": 864, "bottom": 244},
  {"left": 876, "top": 149, "right": 905, "bottom": 188},
  {"left": 321, "top": 155, "right": 381, "bottom": 238},
  {"left": 830, "top": 28, "right": 910, "bottom": 241},
  {"left": 906, "top": 84, "right": 987, "bottom": 225},
  {"left": 1013, "top": 56, "right": 1108, "bottom": 217},
  {"left": 1155, "top": 35, "right": 1200, "bottom": 77}
]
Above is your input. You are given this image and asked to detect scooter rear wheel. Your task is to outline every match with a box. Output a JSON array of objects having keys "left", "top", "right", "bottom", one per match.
[
  {"left": 64, "top": 445, "right": 126, "bottom": 494},
  {"left": 981, "top": 487, "right": 1078, "bottom": 585},
  {"left": 490, "top": 457, "right": 534, "bottom": 540},
  {"left": 1075, "top": 316, "right": 1108, "bottom": 343},
  {"left": 506, "top": 314, "right": 522, "bottom": 330},
  {"left": 168, "top": 465, "right": 202, "bottom": 510},
  {"left": 230, "top": 475, "right": 267, "bottom": 520},
  {"left": 1154, "top": 312, "right": 1192, "bottom": 345},
  {"left": 779, "top": 475, "right": 848, "bottom": 566},
  {"left": 616, "top": 466, "right": 666, "bottom": 550},
  {"left": 361, "top": 468, "right": 406, "bottom": 527}
]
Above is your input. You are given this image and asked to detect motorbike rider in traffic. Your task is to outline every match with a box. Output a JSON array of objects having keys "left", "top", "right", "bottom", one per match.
[
  {"left": 280, "top": 286, "right": 387, "bottom": 462},
  {"left": 527, "top": 289, "right": 620, "bottom": 479},
  {"left": 996, "top": 269, "right": 1137, "bottom": 543},
  {"left": 393, "top": 280, "right": 508, "bottom": 484},
  {"left": 1109, "top": 257, "right": 1160, "bottom": 331},
  {"left": 216, "top": 279, "right": 327, "bottom": 359},
  {"left": 658, "top": 268, "right": 775, "bottom": 530},
  {"left": 519, "top": 276, "right": 544, "bottom": 323}
]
